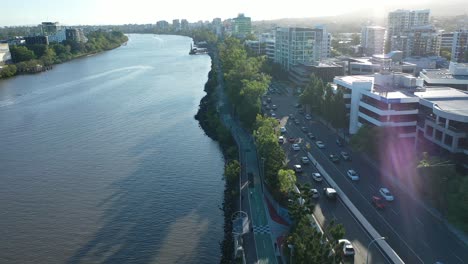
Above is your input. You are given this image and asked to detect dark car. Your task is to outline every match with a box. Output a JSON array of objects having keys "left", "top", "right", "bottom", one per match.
[
  {"left": 372, "top": 196, "right": 385, "bottom": 209},
  {"left": 294, "top": 103, "right": 302, "bottom": 108},
  {"left": 340, "top": 151, "right": 351, "bottom": 161},
  {"left": 329, "top": 154, "right": 340, "bottom": 163},
  {"left": 288, "top": 137, "right": 296, "bottom": 143},
  {"left": 336, "top": 138, "right": 343, "bottom": 147}
]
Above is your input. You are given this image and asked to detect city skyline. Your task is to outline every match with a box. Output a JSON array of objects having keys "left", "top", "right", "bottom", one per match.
[{"left": 1, "top": 0, "right": 466, "bottom": 26}]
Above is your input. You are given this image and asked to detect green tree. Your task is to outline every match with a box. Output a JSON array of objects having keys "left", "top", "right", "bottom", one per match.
[
  {"left": 278, "top": 169, "right": 296, "bottom": 193},
  {"left": 440, "top": 47, "right": 451, "bottom": 61},
  {"left": 224, "top": 160, "right": 240, "bottom": 185},
  {"left": 0, "top": 64, "right": 17, "bottom": 78},
  {"left": 10, "top": 45, "right": 36, "bottom": 62}
]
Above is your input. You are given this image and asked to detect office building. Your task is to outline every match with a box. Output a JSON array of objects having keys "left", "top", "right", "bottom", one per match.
[
  {"left": 361, "top": 26, "right": 386, "bottom": 56},
  {"left": 274, "top": 26, "right": 330, "bottom": 71},
  {"left": 181, "top": 19, "right": 189, "bottom": 31},
  {"left": 440, "top": 32, "right": 454, "bottom": 49},
  {"left": 65, "top": 28, "right": 87, "bottom": 43},
  {"left": 48, "top": 29, "right": 66, "bottom": 43},
  {"left": 340, "top": 51, "right": 416, "bottom": 76},
  {"left": 451, "top": 29, "right": 468, "bottom": 63},
  {"left": 232, "top": 13, "right": 251, "bottom": 38},
  {"left": 420, "top": 62, "right": 468, "bottom": 91},
  {"left": 172, "top": 19, "right": 180, "bottom": 31},
  {"left": 156, "top": 20, "right": 170, "bottom": 31},
  {"left": 24, "top": 36, "right": 49, "bottom": 45},
  {"left": 289, "top": 62, "right": 344, "bottom": 87},
  {"left": 41, "top": 22, "right": 61, "bottom": 35}
]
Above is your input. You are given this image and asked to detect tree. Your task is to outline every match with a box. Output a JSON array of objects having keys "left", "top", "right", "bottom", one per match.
[
  {"left": 0, "top": 64, "right": 17, "bottom": 78},
  {"left": 277, "top": 169, "right": 296, "bottom": 193},
  {"left": 224, "top": 160, "right": 240, "bottom": 185},
  {"left": 10, "top": 45, "right": 36, "bottom": 62},
  {"left": 440, "top": 47, "right": 451, "bottom": 61}
]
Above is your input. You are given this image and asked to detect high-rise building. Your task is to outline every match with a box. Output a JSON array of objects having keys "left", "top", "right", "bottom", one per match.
[
  {"left": 156, "top": 20, "right": 170, "bottom": 31},
  {"left": 181, "top": 19, "right": 189, "bottom": 31},
  {"left": 391, "top": 25, "right": 441, "bottom": 57},
  {"left": 232, "top": 13, "right": 251, "bottom": 38},
  {"left": 387, "top": 9, "right": 430, "bottom": 50},
  {"left": 440, "top": 32, "right": 454, "bottom": 49},
  {"left": 274, "top": 26, "right": 330, "bottom": 71},
  {"left": 452, "top": 29, "right": 468, "bottom": 63},
  {"left": 41, "top": 22, "right": 61, "bottom": 35},
  {"left": 65, "top": 28, "right": 87, "bottom": 43},
  {"left": 172, "top": 19, "right": 180, "bottom": 31},
  {"left": 361, "top": 26, "right": 386, "bottom": 56}
]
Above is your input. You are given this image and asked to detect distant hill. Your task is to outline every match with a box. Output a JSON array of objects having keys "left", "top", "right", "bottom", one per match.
[{"left": 253, "top": 0, "right": 468, "bottom": 33}]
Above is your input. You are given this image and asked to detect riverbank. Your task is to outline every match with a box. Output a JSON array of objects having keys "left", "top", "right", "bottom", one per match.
[
  {"left": 0, "top": 31, "right": 128, "bottom": 79},
  {"left": 194, "top": 51, "right": 239, "bottom": 264}
]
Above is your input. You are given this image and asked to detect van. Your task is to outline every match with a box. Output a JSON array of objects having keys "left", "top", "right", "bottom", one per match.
[{"left": 323, "top": 188, "right": 337, "bottom": 199}]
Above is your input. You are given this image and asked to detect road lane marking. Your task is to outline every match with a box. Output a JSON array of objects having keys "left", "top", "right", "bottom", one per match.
[
  {"left": 369, "top": 186, "right": 375, "bottom": 193},
  {"left": 415, "top": 217, "right": 424, "bottom": 226},
  {"left": 391, "top": 209, "right": 399, "bottom": 216},
  {"left": 452, "top": 252, "right": 464, "bottom": 263},
  {"left": 422, "top": 241, "right": 430, "bottom": 248}
]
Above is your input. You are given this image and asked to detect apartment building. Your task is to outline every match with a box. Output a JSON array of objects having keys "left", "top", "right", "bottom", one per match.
[
  {"left": 387, "top": 9, "right": 430, "bottom": 48},
  {"left": 289, "top": 61, "right": 344, "bottom": 87},
  {"left": 232, "top": 13, "right": 251, "bottom": 38},
  {"left": 274, "top": 26, "right": 330, "bottom": 71},
  {"left": 451, "top": 29, "right": 468, "bottom": 63},
  {"left": 391, "top": 25, "right": 441, "bottom": 58},
  {"left": 440, "top": 32, "right": 454, "bottom": 49},
  {"left": 361, "top": 26, "right": 386, "bottom": 56}
]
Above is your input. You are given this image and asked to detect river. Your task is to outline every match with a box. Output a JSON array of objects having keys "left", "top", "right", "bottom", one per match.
[{"left": 0, "top": 34, "right": 224, "bottom": 264}]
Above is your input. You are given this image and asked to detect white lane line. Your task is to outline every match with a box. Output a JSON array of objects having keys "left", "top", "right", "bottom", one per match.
[
  {"left": 452, "top": 252, "right": 464, "bottom": 263},
  {"left": 422, "top": 241, "right": 430, "bottom": 249},
  {"left": 369, "top": 185, "right": 375, "bottom": 192},
  {"left": 415, "top": 217, "right": 424, "bottom": 226},
  {"left": 391, "top": 209, "right": 399, "bottom": 216},
  {"left": 369, "top": 183, "right": 376, "bottom": 190}
]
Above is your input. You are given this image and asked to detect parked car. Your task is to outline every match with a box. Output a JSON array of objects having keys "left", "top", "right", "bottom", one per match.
[
  {"left": 379, "top": 188, "right": 394, "bottom": 201},
  {"left": 312, "top": 173, "right": 323, "bottom": 182},
  {"left": 338, "top": 239, "right": 355, "bottom": 257},
  {"left": 336, "top": 138, "right": 343, "bottom": 147},
  {"left": 323, "top": 188, "right": 337, "bottom": 199},
  {"left": 307, "top": 133, "right": 316, "bottom": 140},
  {"left": 292, "top": 144, "right": 300, "bottom": 151},
  {"left": 278, "top": 136, "right": 285, "bottom": 144},
  {"left": 340, "top": 151, "right": 351, "bottom": 161},
  {"left": 301, "top": 156, "right": 309, "bottom": 164},
  {"left": 346, "top": 169, "right": 359, "bottom": 181},
  {"left": 315, "top": 141, "right": 325, "bottom": 149},
  {"left": 301, "top": 126, "right": 308, "bottom": 132},
  {"left": 280, "top": 127, "right": 287, "bottom": 133},
  {"left": 310, "top": 188, "right": 319, "bottom": 199},
  {"left": 372, "top": 196, "right": 385, "bottom": 209},
  {"left": 293, "top": 164, "right": 302, "bottom": 173},
  {"left": 329, "top": 154, "right": 340, "bottom": 163},
  {"left": 305, "top": 114, "right": 312, "bottom": 120},
  {"left": 288, "top": 137, "right": 296, "bottom": 143}
]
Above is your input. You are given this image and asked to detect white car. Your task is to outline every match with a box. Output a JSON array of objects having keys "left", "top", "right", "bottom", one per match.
[
  {"left": 292, "top": 144, "right": 300, "bottom": 151},
  {"left": 280, "top": 127, "right": 287, "bottom": 133},
  {"left": 315, "top": 141, "right": 325, "bottom": 149},
  {"left": 301, "top": 156, "right": 309, "bottom": 164},
  {"left": 310, "top": 188, "right": 319, "bottom": 199},
  {"left": 305, "top": 114, "right": 312, "bottom": 120},
  {"left": 271, "top": 112, "right": 276, "bottom": 117},
  {"left": 278, "top": 136, "right": 285, "bottom": 144},
  {"left": 379, "top": 187, "right": 394, "bottom": 201},
  {"left": 346, "top": 169, "right": 359, "bottom": 181},
  {"left": 312, "top": 173, "right": 323, "bottom": 182},
  {"left": 338, "top": 239, "right": 355, "bottom": 256},
  {"left": 293, "top": 164, "right": 302, "bottom": 173}
]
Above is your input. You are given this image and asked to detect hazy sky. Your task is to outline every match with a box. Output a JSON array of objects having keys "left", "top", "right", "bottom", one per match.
[{"left": 0, "top": 0, "right": 457, "bottom": 26}]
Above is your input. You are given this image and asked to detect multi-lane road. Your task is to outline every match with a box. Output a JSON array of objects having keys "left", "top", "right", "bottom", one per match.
[{"left": 266, "top": 81, "right": 468, "bottom": 264}]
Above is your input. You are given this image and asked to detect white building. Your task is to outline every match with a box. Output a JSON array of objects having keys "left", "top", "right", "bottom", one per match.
[
  {"left": 440, "top": 32, "right": 454, "bottom": 49},
  {"left": 274, "top": 26, "right": 330, "bottom": 71},
  {"left": 387, "top": 9, "right": 430, "bottom": 50},
  {"left": 0, "top": 43, "right": 12, "bottom": 65},
  {"left": 361, "top": 26, "right": 386, "bottom": 56},
  {"left": 451, "top": 29, "right": 468, "bottom": 63}
]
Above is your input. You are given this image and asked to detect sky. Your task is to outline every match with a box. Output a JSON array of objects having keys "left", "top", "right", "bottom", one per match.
[{"left": 0, "top": 0, "right": 460, "bottom": 26}]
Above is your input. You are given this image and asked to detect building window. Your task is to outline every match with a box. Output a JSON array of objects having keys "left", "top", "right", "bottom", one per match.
[
  {"left": 438, "top": 117, "right": 446, "bottom": 127},
  {"left": 444, "top": 134, "right": 453, "bottom": 147},
  {"left": 435, "top": 130, "right": 443, "bottom": 141},
  {"left": 426, "top": 125, "right": 433, "bottom": 137}
]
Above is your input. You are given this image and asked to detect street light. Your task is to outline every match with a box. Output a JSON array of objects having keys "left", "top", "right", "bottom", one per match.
[
  {"left": 366, "top": 236, "right": 386, "bottom": 264},
  {"left": 287, "top": 244, "right": 294, "bottom": 264}
]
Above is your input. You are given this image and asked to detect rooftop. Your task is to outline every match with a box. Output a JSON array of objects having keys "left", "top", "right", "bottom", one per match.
[
  {"left": 416, "top": 88, "right": 468, "bottom": 116},
  {"left": 421, "top": 69, "right": 468, "bottom": 80},
  {"left": 335, "top": 75, "right": 374, "bottom": 85}
]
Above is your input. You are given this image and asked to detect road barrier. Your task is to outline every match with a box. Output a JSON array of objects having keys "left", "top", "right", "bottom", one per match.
[{"left": 307, "top": 152, "right": 405, "bottom": 264}]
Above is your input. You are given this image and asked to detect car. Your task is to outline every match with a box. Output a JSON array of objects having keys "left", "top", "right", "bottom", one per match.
[
  {"left": 292, "top": 144, "right": 300, "bottom": 151},
  {"left": 315, "top": 141, "right": 325, "bottom": 149},
  {"left": 340, "top": 151, "right": 351, "bottom": 161},
  {"left": 280, "top": 127, "right": 287, "bottom": 133},
  {"left": 312, "top": 173, "right": 323, "bottom": 182},
  {"left": 329, "top": 154, "right": 340, "bottom": 163},
  {"left": 301, "top": 126, "right": 308, "bottom": 132},
  {"left": 379, "top": 188, "right": 394, "bottom": 201},
  {"left": 288, "top": 137, "right": 296, "bottom": 143},
  {"left": 372, "top": 196, "right": 385, "bottom": 209},
  {"left": 298, "top": 109, "right": 304, "bottom": 114},
  {"left": 294, "top": 119, "right": 300, "bottom": 125},
  {"left": 336, "top": 138, "right": 343, "bottom": 147},
  {"left": 301, "top": 156, "right": 309, "bottom": 164},
  {"left": 267, "top": 97, "right": 271, "bottom": 103},
  {"left": 346, "top": 169, "right": 359, "bottom": 181},
  {"left": 338, "top": 239, "right": 355, "bottom": 256},
  {"left": 310, "top": 188, "right": 319, "bottom": 199},
  {"left": 272, "top": 104, "right": 277, "bottom": 110},
  {"left": 307, "top": 133, "right": 316, "bottom": 139},
  {"left": 265, "top": 105, "right": 271, "bottom": 110},
  {"left": 271, "top": 112, "right": 276, "bottom": 117},
  {"left": 323, "top": 188, "right": 337, "bottom": 199},
  {"left": 278, "top": 136, "right": 285, "bottom": 144},
  {"left": 262, "top": 101, "right": 267, "bottom": 106},
  {"left": 293, "top": 164, "right": 302, "bottom": 172},
  {"left": 305, "top": 114, "right": 312, "bottom": 120},
  {"left": 294, "top": 103, "right": 302, "bottom": 108}
]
